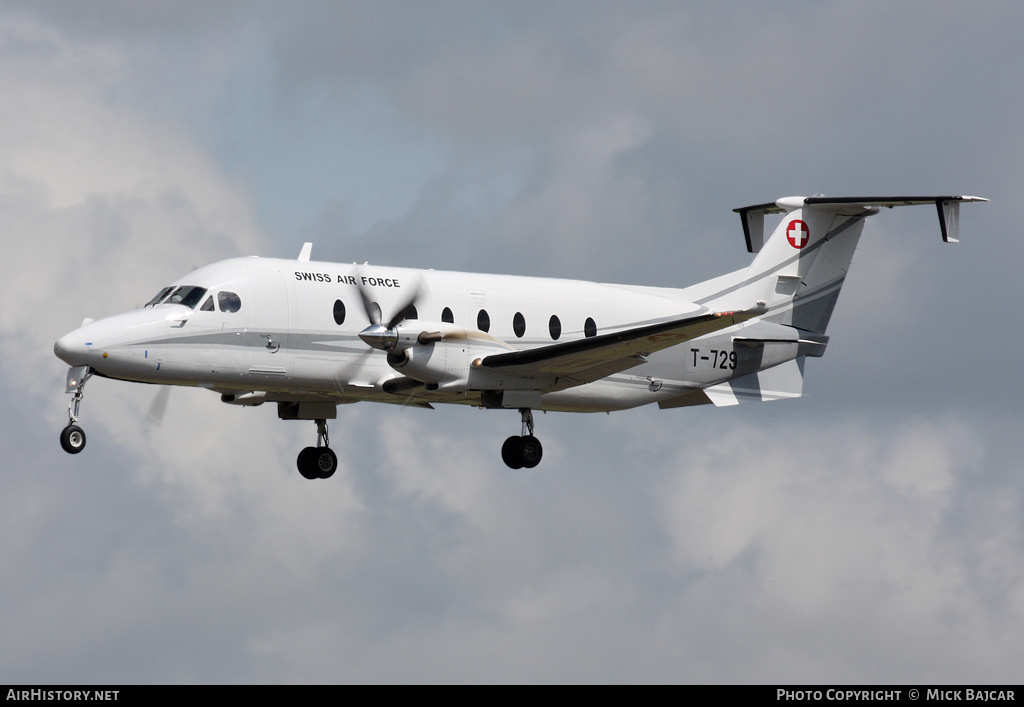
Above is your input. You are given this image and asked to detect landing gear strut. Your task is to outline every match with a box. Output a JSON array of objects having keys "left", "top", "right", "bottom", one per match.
[
  {"left": 296, "top": 418, "right": 338, "bottom": 480},
  {"left": 60, "top": 367, "right": 92, "bottom": 454},
  {"left": 502, "top": 408, "right": 543, "bottom": 469}
]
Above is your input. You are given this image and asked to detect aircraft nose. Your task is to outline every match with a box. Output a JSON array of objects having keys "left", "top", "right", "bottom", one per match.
[{"left": 54, "top": 330, "right": 90, "bottom": 366}]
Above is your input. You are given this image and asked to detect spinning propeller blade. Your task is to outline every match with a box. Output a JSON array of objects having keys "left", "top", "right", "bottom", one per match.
[
  {"left": 356, "top": 286, "right": 382, "bottom": 326},
  {"left": 147, "top": 385, "right": 172, "bottom": 425}
]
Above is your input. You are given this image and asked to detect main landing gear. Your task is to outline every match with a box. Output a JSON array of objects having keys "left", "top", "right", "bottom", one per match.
[
  {"left": 502, "top": 408, "right": 543, "bottom": 469},
  {"left": 60, "top": 367, "right": 92, "bottom": 455},
  {"left": 296, "top": 418, "right": 338, "bottom": 480}
]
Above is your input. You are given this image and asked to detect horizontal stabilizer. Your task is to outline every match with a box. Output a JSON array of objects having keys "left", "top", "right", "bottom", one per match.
[{"left": 733, "top": 195, "right": 987, "bottom": 251}]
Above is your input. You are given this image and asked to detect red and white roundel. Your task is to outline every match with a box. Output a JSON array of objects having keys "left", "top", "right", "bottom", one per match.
[{"left": 787, "top": 220, "right": 810, "bottom": 249}]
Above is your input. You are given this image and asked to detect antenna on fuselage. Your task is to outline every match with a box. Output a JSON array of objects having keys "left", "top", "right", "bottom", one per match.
[{"left": 297, "top": 243, "right": 312, "bottom": 262}]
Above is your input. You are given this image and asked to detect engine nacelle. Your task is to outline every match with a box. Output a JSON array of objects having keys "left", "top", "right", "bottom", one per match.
[{"left": 386, "top": 322, "right": 516, "bottom": 390}]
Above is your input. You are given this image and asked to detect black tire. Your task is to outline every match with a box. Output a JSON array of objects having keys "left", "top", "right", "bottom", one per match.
[
  {"left": 502, "top": 435, "right": 524, "bottom": 469},
  {"left": 313, "top": 447, "right": 338, "bottom": 479},
  {"left": 60, "top": 425, "right": 86, "bottom": 454},
  {"left": 296, "top": 447, "right": 319, "bottom": 480},
  {"left": 520, "top": 435, "right": 543, "bottom": 468}
]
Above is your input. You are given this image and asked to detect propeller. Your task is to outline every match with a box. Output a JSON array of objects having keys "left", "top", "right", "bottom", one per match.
[
  {"left": 352, "top": 276, "right": 448, "bottom": 403},
  {"left": 356, "top": 277, "right": 426, "bottom": 352},
  {"left": 147, "top": 384, "right": 172, "bottom": 425}
]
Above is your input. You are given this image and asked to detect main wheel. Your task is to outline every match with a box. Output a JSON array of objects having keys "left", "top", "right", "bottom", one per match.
[
  {"left": 312, "top": 447, "right": 338, "bottom": 479},
  {"left": 297, "top": 447, "right": 319, "bottom": 479},
  {"left": 502, "top": 436, "right": 524, "bottom": 469},
  {"left": 60, "top": 425, "right": 86, "bottom": 454},
  {"left": 520, "top": 435, "right": 543, "bottom": 468}
]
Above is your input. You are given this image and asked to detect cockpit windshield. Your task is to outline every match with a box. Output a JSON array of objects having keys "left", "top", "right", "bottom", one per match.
[
  {"left": 144, "top": 287, "right": 173, "bottom": 307},
  {"left": 146, "top": 285, "right": 208, "bottom": 309},
  {"left": 167, "top": 286, "right": 208, "bottom": 309}
]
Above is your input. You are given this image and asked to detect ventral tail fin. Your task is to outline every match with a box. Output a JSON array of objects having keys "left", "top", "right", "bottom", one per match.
[{"left": 728, "top": 195, "right": 987, "bottom": 335}]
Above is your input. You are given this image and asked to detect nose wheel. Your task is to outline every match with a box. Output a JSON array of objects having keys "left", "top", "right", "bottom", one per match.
[
  {"left": 502, "top": 408, "right": 543, "bottom": 469},
  {"left": 297, "top": 418, "right": 338, "bottom": 480},
  {"left": 60, "top": 367, "right": 92, "bottom": 455},
  {"left": 60, "top": 424, "right": 87, "bottom": 454}
]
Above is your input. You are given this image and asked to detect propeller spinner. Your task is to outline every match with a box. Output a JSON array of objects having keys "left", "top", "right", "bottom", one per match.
[{"left": 356, "top": 279, "right": 424, "bottom": 352}]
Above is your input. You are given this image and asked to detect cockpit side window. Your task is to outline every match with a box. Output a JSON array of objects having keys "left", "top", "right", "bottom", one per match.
[
  {"left": 217, "top": 291, "right": 242, "bottom": 313},
  {"left": 145, "top": 287, "right": 173, "bottom": 308},
  {"left": 200, "top": 296, "right": 215, "bottom": 312},
  {"left": 166, "top": 286, "right": 208, "bottom": 309}
]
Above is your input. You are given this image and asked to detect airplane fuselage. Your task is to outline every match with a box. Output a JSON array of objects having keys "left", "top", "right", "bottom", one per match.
[{"left": 55, "top": 256, "right": 780, "bottom": 413}]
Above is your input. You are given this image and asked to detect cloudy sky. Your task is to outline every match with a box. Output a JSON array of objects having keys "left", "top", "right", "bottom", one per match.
[{"left": 1, "top": 0, "right": 1021, "bottom": 684}]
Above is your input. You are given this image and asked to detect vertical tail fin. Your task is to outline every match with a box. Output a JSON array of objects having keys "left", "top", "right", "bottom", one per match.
[
  {"left": 744, "top": 199, "right": 867, "bottom": 334},
  {"left": 731, "top": 195, "right": 987, "bottom": 335}
]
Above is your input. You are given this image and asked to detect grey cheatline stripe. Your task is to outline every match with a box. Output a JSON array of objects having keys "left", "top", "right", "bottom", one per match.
[
  {"left": 762, "top": 276, "right": 847, "bottom": 316},
  {"left": 693, "top": 214, "right": 866, "bottom": 306},
  {"left": 133, "top": 331, "right": 366, "bottom": 355}
]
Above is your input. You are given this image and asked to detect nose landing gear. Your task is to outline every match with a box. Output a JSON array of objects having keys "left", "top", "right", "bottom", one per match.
[
  {"left": 296, "top": 418, "right": 338, "bottom": 480},
  {"left": 60, "top": 366, "right": 92, "bottom": 454},
  {"left": 502, "top": 408, "right": 543, "bottom": 469}
]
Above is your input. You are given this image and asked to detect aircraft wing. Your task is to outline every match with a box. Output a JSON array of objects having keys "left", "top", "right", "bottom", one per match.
[{"left": 476, "top": 304, "right": 766, "bottom": 389}]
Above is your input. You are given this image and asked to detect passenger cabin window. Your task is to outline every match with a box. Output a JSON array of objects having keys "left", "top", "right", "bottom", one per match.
[
  {"left": 548, "top": 315, "right": 561, "bottom": 340},
  {"left": 441, "top": 307, "right": 454, "bottom": 324},
  {"left": 585, "top": 317, "right": 597, "bottom": 338},
  {"left": 333, "top": 299, "right": 346, "bottom": 325},
  {"left": 200, "top": 296, "right": 215, "bottom": 312},
  {"left": 513, "top": 312, "right": 526, "bottom": 338},
  {"left": 367, "top": 302, "right": 382, "bottom": 325},
  {"left": 396, "top": 304, "right": 418, "bottom": 321},
  {"left": 217, "top": 291, "right": 241, "bottom": 313},
  {"left": 477, "top": 309, "right": 490, "bottom": 333}
]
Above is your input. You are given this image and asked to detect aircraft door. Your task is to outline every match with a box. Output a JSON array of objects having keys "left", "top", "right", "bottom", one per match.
[
  {"left": 244, "top": 267, "right": 292, "bottom": 381},
  {"left": 466, "top": 289, "right": 490, "bottom": 333},
  {"left": 177, "top": 292, "right": 224, "bottom": 376}
]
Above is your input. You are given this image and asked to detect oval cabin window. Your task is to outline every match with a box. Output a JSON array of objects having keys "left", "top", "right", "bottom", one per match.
[
  {"left": 218, "top": 291, "right": 242, "bottom": 313},
  {"left": 367, "top": 301, "right": 381, "bottom": 325},
  {"left": 548, "top": 315, "right": 561, "bottom": 340},
  {"left": 513, "top": 312, "right": 526, "bottom": 338}
]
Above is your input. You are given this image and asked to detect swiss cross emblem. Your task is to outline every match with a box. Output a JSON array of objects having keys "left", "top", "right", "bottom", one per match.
[{"left": 787, "top": 220, "right": 810, "bottom": 249}]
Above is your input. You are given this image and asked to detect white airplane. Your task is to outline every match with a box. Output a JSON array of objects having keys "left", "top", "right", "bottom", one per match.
[{"left": 54, "top": 195, "right": 985, "bottom": 477}]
